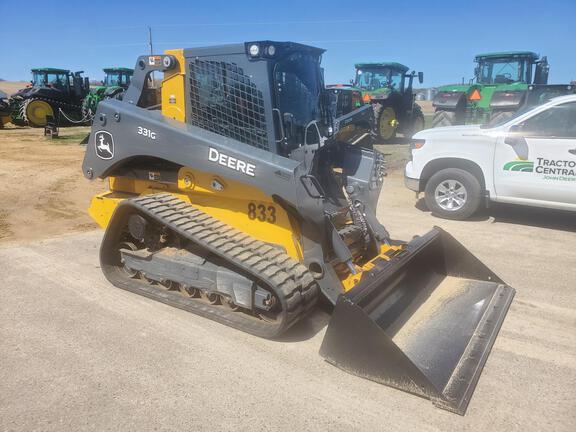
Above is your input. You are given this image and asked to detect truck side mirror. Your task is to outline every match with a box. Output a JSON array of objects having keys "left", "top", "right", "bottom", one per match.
[{"left": 418, "top": 72, "right": 424, "bottom": 84}]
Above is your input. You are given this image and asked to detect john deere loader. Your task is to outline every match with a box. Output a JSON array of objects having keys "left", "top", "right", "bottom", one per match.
[{"left": 82, "top": 42, "right": 515, "bottom": 415}]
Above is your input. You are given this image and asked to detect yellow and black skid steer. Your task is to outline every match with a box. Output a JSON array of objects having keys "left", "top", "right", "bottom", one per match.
[{"left": 82, "top": 41, "right": 514, "bottom": 415}]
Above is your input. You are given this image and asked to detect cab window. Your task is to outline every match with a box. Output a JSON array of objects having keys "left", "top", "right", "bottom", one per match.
[
  {"left": 46, "top": 73, "right": 67, "bottom": 88},
  {"left": 519, "top": 102, "right": 576, "bottom": 138}
]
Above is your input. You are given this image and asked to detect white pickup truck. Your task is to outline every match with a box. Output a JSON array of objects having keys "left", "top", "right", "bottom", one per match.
[{"left": 405, "top": 94, "right": 576, "bottom": 219}]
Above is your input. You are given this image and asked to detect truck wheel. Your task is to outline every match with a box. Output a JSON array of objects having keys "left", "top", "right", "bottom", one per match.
[
  {"left": 424, "top": 168, "right": 482, "bottom": 220},
  {"left": 432, "top": 110, "right": 456, "bottom": 128}
]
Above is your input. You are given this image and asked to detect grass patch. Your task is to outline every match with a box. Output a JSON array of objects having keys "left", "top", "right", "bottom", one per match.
[{"left": 46, "top": 132, "right": 89, "bottom": 145}]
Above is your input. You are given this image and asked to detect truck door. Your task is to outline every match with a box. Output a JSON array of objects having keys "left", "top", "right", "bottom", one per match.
[{"left": 494, "top": 101, "right": 576, "bottom": 206}]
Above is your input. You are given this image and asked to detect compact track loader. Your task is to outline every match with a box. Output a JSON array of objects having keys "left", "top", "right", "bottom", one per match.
[{"left": 82, "top": 42, "right": 515, "bottom": 415}]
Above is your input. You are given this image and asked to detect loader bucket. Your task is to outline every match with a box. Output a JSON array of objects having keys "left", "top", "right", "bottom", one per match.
[{"left": 319, "top": 227, "right": 514, "bottom": 415}]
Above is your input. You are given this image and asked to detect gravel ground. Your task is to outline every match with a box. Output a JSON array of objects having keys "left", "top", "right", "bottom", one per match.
[{"left": 1, "top": 169, "right": 575, "bottom": 431}]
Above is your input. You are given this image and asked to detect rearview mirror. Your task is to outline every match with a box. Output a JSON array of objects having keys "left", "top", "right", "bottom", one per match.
[{"left": 418, "top": 72, "right": 424, "bottom": 84}]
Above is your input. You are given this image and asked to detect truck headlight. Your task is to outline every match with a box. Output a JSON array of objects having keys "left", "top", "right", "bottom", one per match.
[{"left": 410, "top": 139, "right": 425, "bottom": 150}]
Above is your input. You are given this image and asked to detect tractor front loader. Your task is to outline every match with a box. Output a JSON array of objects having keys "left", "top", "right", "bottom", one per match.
[{"left": 82, "top": 42, "right": 515, "bottom": 415}]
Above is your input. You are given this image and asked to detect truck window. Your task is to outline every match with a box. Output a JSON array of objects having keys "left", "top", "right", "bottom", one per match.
[{"left": 520, "top": 102, "right": 576, "bottom": 138}]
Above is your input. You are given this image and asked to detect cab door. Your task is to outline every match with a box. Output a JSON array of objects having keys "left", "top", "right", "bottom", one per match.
[{"left": 493, "top": 101, "right": 576, "bottom": 206}]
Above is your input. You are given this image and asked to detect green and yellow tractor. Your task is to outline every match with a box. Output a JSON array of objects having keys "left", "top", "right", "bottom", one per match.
[
  {"left": 81, "top": 67, "right": 133, "bottom": 121},
  {"left": 432, "top": 51, "right": 574, "bottom": 127},
  {"left": 350, "top": 63, "right": 425, "bottom": 140},
  {"left": 9, "top": 68, "right": 90, "bottom": 127}
]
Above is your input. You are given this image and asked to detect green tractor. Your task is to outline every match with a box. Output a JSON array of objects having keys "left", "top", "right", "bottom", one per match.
[
  {"left": 9, "top": 68, "right": 90, "bottom": 127},
  {"left": 81, "top": 67, "right": 134, "bottom": 120},
  {"left": 432, "top": 51, "right": 558, "bottom": 127},
  {"left": 352, "top": 63, "right": 424, "bottom": 140}
]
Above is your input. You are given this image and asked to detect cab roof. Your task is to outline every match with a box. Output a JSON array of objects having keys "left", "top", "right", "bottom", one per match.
[
  {"left": 475, "top": 51, "right": 539, "bottom": 61},
  {"left": 103, "top": 67, "right": 134, "bottom": 73},
  {"left": 31, "top": 68, "right": 70, "bottom": 73},
  {"left": 355, "top": 62, "right": 409, "bottom": 73}
]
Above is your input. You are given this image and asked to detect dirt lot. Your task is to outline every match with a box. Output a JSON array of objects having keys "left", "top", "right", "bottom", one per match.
[
  {"left": 0, "top": 126, "right": 105, "bottom": 242},
  {"left": 0, "top": 81, "right": 29, "bottom": 96},
  {"left": 0, "top": 127, "right": 575, "bottom": 431}
]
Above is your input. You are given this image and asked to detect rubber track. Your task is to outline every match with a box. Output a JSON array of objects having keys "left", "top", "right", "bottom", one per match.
[{"left": 104, "top": 193, "right": 319, "bottom": 338}]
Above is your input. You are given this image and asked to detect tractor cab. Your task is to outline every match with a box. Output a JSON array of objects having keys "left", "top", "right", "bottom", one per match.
[
  {"left": 355, "top": 62, "right": 408, "bottom": 94},
  {"left": 474, "top": 51, "right": 548, "bottom": 85},
  {"left": 354, "top": 63, "right": 423, "bottom": 98},
  {"left": 31, "top": 68, "right": 71, "bottom": 91},
  {"left": 102, "top": 67, "right": 134, "bottom": 89},
  {"left": 29, "top": 68, "right": 89, "bottom": 100}
]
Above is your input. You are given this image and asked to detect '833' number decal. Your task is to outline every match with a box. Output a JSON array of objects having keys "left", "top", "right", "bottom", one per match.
[{"left": 247, "top": 202, "right": 276, "bottom": 223}]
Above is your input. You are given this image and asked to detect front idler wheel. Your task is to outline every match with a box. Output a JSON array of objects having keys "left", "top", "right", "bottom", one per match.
[{"left": 118, "top": 241, "right": 139, "bottom": 278}]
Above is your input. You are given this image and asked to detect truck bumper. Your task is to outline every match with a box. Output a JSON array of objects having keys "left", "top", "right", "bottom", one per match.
[
  {"left": 404, "top": 175, "right": 420, "bottom": 192},
  {"left": 404, "top": 161, "right": 420, "bottom": 192}
]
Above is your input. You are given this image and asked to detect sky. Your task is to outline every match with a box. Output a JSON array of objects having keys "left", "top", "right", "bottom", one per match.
[{"left": 1, "top": 0, "right": 575, "bottom": 87}]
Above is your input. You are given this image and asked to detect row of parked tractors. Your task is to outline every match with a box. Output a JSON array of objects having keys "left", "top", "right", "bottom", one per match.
[
  {"left": 1, "top": 51, "right": 573, "bottom": 137},
  {"left": 0, "top": 67, "right": 133, "bottom": 128}
]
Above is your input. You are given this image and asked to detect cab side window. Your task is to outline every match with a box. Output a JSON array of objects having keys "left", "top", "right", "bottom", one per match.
[{"left": 520, "top": 102, "right": 576, "bottom": 138}]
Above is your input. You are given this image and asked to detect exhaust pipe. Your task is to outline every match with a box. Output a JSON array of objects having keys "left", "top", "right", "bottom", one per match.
[{"left": 320, "top": 227, "right": 515, "bottom": 415}]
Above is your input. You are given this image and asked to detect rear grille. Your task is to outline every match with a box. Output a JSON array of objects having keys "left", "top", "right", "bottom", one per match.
[{"left": 188, "top": 59, "right": 268, "bottom": 150}]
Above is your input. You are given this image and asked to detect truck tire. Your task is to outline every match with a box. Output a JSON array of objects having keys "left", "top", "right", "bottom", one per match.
[
  {"left": 424, "top": 168, "right": 482, "bottom": 220},
  {"left": 432, "top": 110, "right": 456, "bottom": 128}
]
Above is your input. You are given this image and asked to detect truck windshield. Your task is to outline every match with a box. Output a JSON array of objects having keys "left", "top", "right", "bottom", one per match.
[
  {"left": 477, "top": 58, "right": 529, "bottom": 84},
  {"left": 274, "top": 52, "right": 322, "bottom": 147},
  {"left": 356, "top": 68, "right": 402, "bottom": 91}
]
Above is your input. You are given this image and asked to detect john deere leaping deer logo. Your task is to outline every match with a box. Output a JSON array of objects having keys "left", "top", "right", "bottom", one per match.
[
  {"left": 95, "top": 131, "right": 114, "bottom": 160},
  {"left": 503, "top": 160, "right": 534, "bottom": 172}
]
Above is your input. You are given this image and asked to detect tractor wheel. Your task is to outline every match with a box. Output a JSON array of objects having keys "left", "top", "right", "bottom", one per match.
[
  {"left": 374, "top": 104, "right": 398, "bottom": 142},
  {"left": 489, "top": 110, "right": 515, "bottom": 127},
  {"left": 24, "top": 98, "right": 54, "bottom": 127},
  {"left": 406, "top": 110, "right": 425, "bottom": 138},
  {"left": 431, "top": 110, "right": 457, "bottom": 128},
  {"left": 81, "top": 97, "right": 96, "bottom": 122}
]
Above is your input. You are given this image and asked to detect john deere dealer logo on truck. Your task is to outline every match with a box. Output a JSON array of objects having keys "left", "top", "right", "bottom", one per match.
[{"left": 504, "top": 158, "right": 576, "bottom": 181}]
